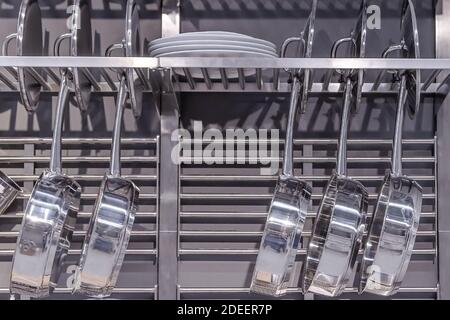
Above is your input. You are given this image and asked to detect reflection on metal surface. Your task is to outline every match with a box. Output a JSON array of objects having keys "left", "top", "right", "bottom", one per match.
[
  {"left": 9, "top": 1, "right": 94, "bottom": 298},
  {"left": 302, "top": 0, "right": 369, "bottom": 298},
  {"left": 250, "top": 1, "right": 316, "bottom": 297},
  {"left": 10, "top": 73, "right": 81, "bottom": 298},
  {"left": 360, "top": 0, "right": 423, "bottom": 297},
  {"left": 73, "top": 0, "right": 141, "bottom": 298}
]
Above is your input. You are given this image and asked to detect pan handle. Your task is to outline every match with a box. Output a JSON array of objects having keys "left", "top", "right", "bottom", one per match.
[
  {"left": 381, "top": 43, "right": 408, "bottom": 75},
  {"left": 392, "top": 75, "right": 408, "bottom": 177},
  {"left": 331, "top": 37, "right": 355, "bottom": 77},
  {"left": 54, "top": 33, "right": 71, "bottom": 57},
  {"left": 282, "top": 75, "right": 302, "bottom": 177},
  {"left": 2, "top": 33, "right": 17, "bottom": 57},
  {"left": 49, "top": 75, "right": 70, "bottom": 174},
  {"left": 336, "top": 77, "right": 353, "bottom": 177},
  {"left": 280, "top": 36, "right": 305, "bottom": 74},
  {"left": 106, "top": 41, "right": 126, "bottom": 74},
  {"left": 110, "top": 75, "right": 128, "bottom": 177},
  {"left": 2, "top": 33, "right": 19, "bottom": 80}
]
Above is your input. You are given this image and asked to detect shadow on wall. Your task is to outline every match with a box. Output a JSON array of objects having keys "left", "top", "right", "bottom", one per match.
[
  {"left": 0, "top": 0, "right": 161, "bottom": 19},
  {"left": 180, "top": 92, "right": 435, "bottom": 140}
]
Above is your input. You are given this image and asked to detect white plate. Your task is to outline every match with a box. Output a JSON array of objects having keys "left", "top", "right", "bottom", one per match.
[
  {"left": 150, "top": 32, "right": 277, "bottom": 50},
  {"left": 156, "top": 49, "right": 276, "bottom": 79},
  {"left": 149, "top": 39, "right": 277, "bottom": 54},
  {"left": 150, "top": 44, "right": 278, "bottom": 57}
]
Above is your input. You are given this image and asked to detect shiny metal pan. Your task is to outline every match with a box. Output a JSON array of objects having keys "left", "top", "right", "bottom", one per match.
[
  {"left": 250, "top": 0, "right": 316, "bottom": 297},
  {"left": 302, "top": 0, "right": 369, "bottom": 298},
  {"left": 73, "top": 0, "right": 142, "bottom": 298},
  {"left": 359, "top": 0, "right": 423, "bottom": 296}
]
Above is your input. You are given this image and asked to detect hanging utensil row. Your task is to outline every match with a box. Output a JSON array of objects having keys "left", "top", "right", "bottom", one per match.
[
  {"left": 0, "top": 0, "right": 430, "bottom": 299},
  {"left": 0, "top": 0, "right": 145, "bottom": 299},
  {"left": 252, "top": 0, "right": 424, "bottom": 298}
]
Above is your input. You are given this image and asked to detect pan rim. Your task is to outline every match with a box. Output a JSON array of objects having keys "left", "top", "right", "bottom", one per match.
[
  {"left": 16, "top": 0, "right": 43, "bottom": 113},
  {"left": 303, "top": 174, "right": 368, "bottom": 296},
  {"left": 10, "top": 169, "right": 80, "bottom": 297},
  {"left": 360, "top": 173, "right": 423, "bottom": 295},
  {"left": 251, "top": 174, "right": 311, "bottom": 296},
  {"left": 75, "top": 173, "right": 139, "bottom": 298}
]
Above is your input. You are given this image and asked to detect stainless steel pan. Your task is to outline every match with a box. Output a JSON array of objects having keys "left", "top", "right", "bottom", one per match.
[
  {"left": 73, "top": 0, "right": 142, "bottom": 298},
  {"left": 250, "top": 0, "right": 316, "bottom": 297},
  {"left": 10, "top": 74, "right": 81, "bottom": 298},
  {"left": 2, "top": 0, "right": 60, "bottom": 112},
  {"left": 359, "top": 0, "right": 422, "bottom": 296},
  {"left": 302, "top": 0, "right": 369, "bottom": 297},
  {"left": 10, "top": 0, "right": 94, "bottom": 298}
]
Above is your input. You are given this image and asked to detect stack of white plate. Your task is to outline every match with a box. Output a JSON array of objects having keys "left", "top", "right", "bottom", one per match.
[{"left": 149, "top": 31, "right": 278, "bottom": 79}]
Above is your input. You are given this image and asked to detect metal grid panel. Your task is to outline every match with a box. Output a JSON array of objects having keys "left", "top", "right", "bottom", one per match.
[
  {"left": 178, "top": 137, "right": 438, "bottom": 300},
  {"left": 0, "top": 136, "right": 159, "bottom": 300}
]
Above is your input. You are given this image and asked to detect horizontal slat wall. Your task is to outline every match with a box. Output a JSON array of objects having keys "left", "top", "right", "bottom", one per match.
[
  {"left": 0, "top": 136, "right": 159, "bottom": 300},
  {"left": 178, "top": 137, "right": 438, "bottom": 300}
]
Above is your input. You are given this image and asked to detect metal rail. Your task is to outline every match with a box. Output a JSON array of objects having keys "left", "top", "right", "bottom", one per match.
[
  {"left": 178, "top": 287, "right": 438, "bottom": 294},
  {"left": 0, "top": 56, "right": 449, "bottom": 70}
]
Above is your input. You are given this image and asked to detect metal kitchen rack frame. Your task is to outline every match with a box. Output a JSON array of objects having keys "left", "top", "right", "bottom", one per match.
[{"left": 0, "top": 0, "right": 448, "bottom": 300}]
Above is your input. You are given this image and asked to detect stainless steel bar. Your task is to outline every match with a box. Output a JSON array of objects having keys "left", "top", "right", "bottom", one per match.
[
  {"left": 179, "top": 193, "right": 436, "bottom": 201},
  {"left": 177, "top": 138, "right": 435, "bottom": 145},
  {"left": 177, "top": 287, "right": 438, "bottom": 294},
  {"left": 256, "top": 68, "right": 262, "bottom": 90},
  {"left": 0, "top": 249, "right": 157, "bottom": 256},
  {"left": 0, "top": 230, "right": 156, "bottom": 238},
  {"left": 0, "top": 137, "right": 431, "bottom": 146},
  {"left": 0, "top": 211, "right": 157, "bottom": 219},
  {"left": 436, "top": 68, "right": 450, "bottom": 300},
  {"left": 9, "top": 175, "right": 157, "bottom": 182},
  {"left": 0, "top": 287, "right": 156, "bottom": 294},
  {"left": 0, "top": 156, "right": 433, "bottom": 164},
  {"left": 273, "top": 68, "right": 280, "bottom": 91},
  {"left": 237, "top": 68, "right": 245, "bottom": 90},
  {"left": 28, "top": 67, "right": 52, "bottom": 91},
  {"left": 158, "top": 68, "right": 180, "bottom": 299},
  {"left": 178, "top": 248, "right": 436, "bottom": 256},
  {"left": 179, "top": 175, "right": 434, "bottom": 182},
  {"left": 178, "top": 211, "right": 437, "bottom": 219},
  {"left": 17, "top": 193, "right": 157, "bottom": 200},
  {"left": 219, "top": 68, "right": 229, "bottom": 89},
  {"left": 200, "top": 68, "right": 212, "bottom": 89},
  {"left": 0, "top": 71, "right": 16, "bottom": 90},
  {"left": 158, "top": 57, "right": 450, "bottom": 70},
  {"left": 81, "top": 68, "right": 102, "bottom": 91},
  {"left": 0, "top": 137, "right": 158, "bottom": 145},
  {"left": 44, "top": 67, "right": 61, "bottom": 85},
  {"left": 178, "top": 156, "right": 435, "bottom": 164},
  {"left": 178, "top": 230, "right": 436, "bottom": 238},
  {"left": 183, "top": 68, "right": 196, "bottom": 90},
  {"left": 422, "top": 69, "right": 441, "bottom": 91},
  {"left": 0, "top": 156, "right": 157, "bottom": 163},
  {"left": 100, "top": 68, "right": 118, "bottom": 91},
  {"left": 0, "top": 56, "right": 449, "bottom": 70},
  {"left": 322, "top": 69, "right": 334, "bottom": 91}
]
